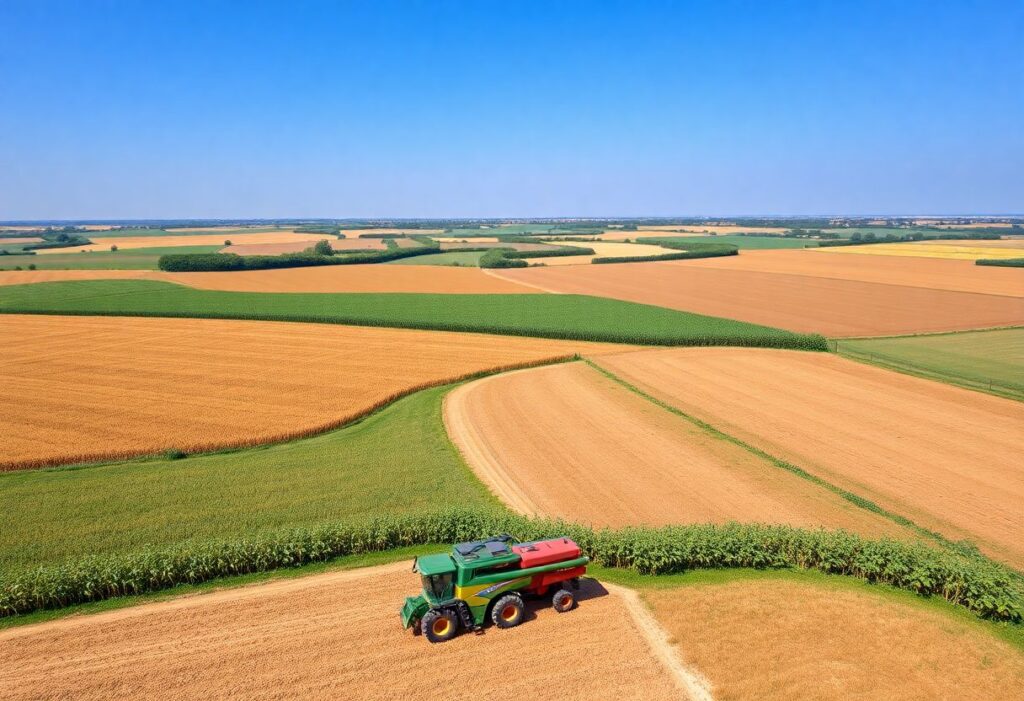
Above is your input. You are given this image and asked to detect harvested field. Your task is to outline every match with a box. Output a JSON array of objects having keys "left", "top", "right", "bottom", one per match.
[
  {"left": 684, "top": 249, "right": 1024, "bottom": 297},
  {"left": 819, "top": 242, "right": 1024, "bottom": 260},
  {"left": 646, "top": 579, "right": 1024, "bottom": 701},
  {"left": 0, "top": 266, "right": 541, "bottom": 293},
  {"left": 536, "top": 241, "right": 672, "bottom": 265},
  {"left": 0, "top": 237, "right": 42, "bottom": 244},
  {"left": 0, "top": 315, "right": 624, "bottom": 470},
  {"left": 433, "top": 236, "right": 501, "bottom": 243},
  {"left": 592, "top": 347, "right": 1024, "bottom": 566},
  {"left": 345, "top": 227, "right": 443, "bottom": 237},
  {"left": 494, "top": 262, "right": 1024, "bottom": 336},
  {"left": 220, "top": 238, "right": 386, "bottom": 255},
  {"left": 0, "top": 563, "right": 683, "bottom": 701},
  {"left": 440, "top": 241, "right": 555, "bottom": 251},
  {"left": 637, "top": 225, "right": 790, "bottom": 235},
  {"left": 35, "top": 232, "right": 323, "bottom": 254},
  {"left": 445, "top": 361, "right": 907, "bottom": 537}
]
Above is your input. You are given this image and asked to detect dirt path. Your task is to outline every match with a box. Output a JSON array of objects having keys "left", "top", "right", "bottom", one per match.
[
  {"left": 443, "top": 361, "right": 907, "bottom": 537},
  {"left": 593, "top": 347, "right": 1024, "bottom": 566},
  {"left": 0, "top": 563, "right": 690, "bottom": 700}
]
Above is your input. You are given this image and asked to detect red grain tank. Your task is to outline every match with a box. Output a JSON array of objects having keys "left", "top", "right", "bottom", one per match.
[{"left": 512, "top": 537, "right": 582, "bottom": 568}]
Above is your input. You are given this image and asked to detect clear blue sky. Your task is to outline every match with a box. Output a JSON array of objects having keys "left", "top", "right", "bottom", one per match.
[{"left": 1, "top": 1, "right": 1021, "bottom": 219}]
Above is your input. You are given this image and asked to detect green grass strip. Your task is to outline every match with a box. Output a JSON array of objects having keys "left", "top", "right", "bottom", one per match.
[
  {"left": 0, "top": 279, "right": 828, "bottom": 349},
  {"left": 583, "top": 359, "right": 978, "bottom": 556}
]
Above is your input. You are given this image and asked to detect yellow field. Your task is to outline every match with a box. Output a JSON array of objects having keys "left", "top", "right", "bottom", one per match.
[
  {"left": 537, "top": 241, "right": 673, "bottom": 265},
  {"left": 636, "top": 225, "right": 789, "bottom": 235},
  {"left": 34, "top": 231, "right": 324, "bottom": 254},
  {"left": 0, "top": 315, "right": 626, "bottom": 470},
  {"left": 647, "top": 580, "right": 1024, "bottom": 700},
  {"left": 817, "top": 242, "right": 1024, "bottom": 260}
]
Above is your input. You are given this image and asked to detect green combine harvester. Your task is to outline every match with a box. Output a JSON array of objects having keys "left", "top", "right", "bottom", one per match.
[{"left": 400, "top": 534, "right": 589, "bottom": 643}]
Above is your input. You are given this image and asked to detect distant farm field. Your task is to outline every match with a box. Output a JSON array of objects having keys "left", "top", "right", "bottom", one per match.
[
  {"left": 592, "top": 348, "right": 1024, "bottom": 566},
  {"left": 640, "top": 234, "right": 813, "bottom": 249},
  {"left": 836, "top": 327, "right": 1024, "bottom": 400},
  {"left": 220, "top": 238, "right": 388, "bottom": 255},
  {"left": 445, "top": 361, "right": 908, "bottom": 538},
  {"left": 35, "top": 231, "right": 325, "bottom": 254},
  {"left": 646, "top": 578, "right": 1024, "bottom": 701},
  {"left": 0, "top": 279, "right": 827, "bottom": 348},
  {"left": 0, "top": 246, "right": 222, "bottom": 270},
  {"left": 683, "top": 249, "right": 1024, "bottom": 297},
  {"left": 819, "top": 241, "right": 1024, "bottom": 260},
  {"left": 0, "top": 385, "right": 495, "bottom": 572},
  {"left": 494, "top": 261, "right": 1024, "bottom": 336},
  {"left": 0, "top": 266, "right": 539, "bottom": 293},
  {"left": 387, "top": 250, "right": 487, "bottom": 266},
  {"left": 0, "top": 314, "right": 621, "bottom": 470}
]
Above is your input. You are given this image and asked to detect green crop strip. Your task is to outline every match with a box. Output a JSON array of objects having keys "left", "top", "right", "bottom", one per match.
[
  {"left": 583, "top": 359, "right": 981, "bottom": 557},
  {"left": 0, "top": 279, "right": 829, "bottom": 350},
  {"left": 2, "top": 509, "right": 1020, "bottom": 622}
]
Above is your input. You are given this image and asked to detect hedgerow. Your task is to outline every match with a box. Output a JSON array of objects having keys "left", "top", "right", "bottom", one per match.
[
  {"left": 158, "top": 241, "right": 439, "bottom": 271},
  {"left": 1, "top": 509, "right": 1019, "bottom": 621},
  {"left": 479, "top": 245, "right": 595, "bottom": 268},
  {"left": 976, "top": 258, "right": 1024, "bottom": 267}
]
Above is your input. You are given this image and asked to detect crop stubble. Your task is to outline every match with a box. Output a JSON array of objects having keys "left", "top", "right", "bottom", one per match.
[
  {"left": 0, "top": 314, "right": 624, "bottom": 470},
  {"left": 444, "top": 361, "right": 907, "bottom": 537},
  {"left": 0, "top": 563, "right": 683, "bottom": 701},
  {"left": 592, "top": 347, "right": 1024, "bottom": 566},
  {"left": 645, "top": 579, "right": 1024, "bottom": 701}
]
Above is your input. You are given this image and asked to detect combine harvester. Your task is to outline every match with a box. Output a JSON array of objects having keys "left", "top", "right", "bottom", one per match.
[{"left": 400, "top": 534, "right": 589, "bottom": 643}]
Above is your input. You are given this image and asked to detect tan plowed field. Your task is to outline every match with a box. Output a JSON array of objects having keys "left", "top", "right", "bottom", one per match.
[
  {"left": 494, "top": 263, "right": 1024, "bottom": 336},
  {"left": 220, "top": 238, "right": 387, "bottom": 255},
  {"left": 34, "top": 231, "right": 325, "bottom": 254},
  {"left": 0, "top": 315, "right": 625, "bottom": 470},
  {"left": 0, "top": 237, "right": 43, "bottom": 244},
  {"left": 444, "top": 361, "right": 907, "bottom": 536},
  {"left": 593, "top": 348, "right": 1024, "bottom": 566},
  {"left": 0, "top": 265, "right": 541, "bottom": 293},
  {"left": 344, "top": 227, "right": 443, "bottom": 237},
  {"left": 0, "top": 563, "right": 683, "bottom": 701},
  {"left": 683, "top": 249, "right": 1024, "bottom": 297},
  {"left": 646, "top": 579, "right": 1024, "bottom": 701}
]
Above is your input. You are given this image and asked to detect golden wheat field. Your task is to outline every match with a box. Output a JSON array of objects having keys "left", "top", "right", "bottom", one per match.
[
  {"left": 817, "top": 242, "right": 1024, "bottom": 260},
  {"left": 0, "top": 315, "right": 627, "bottom": 470},
  {"left": 34, "top": 231, "right": 327, "bottom": 254}
]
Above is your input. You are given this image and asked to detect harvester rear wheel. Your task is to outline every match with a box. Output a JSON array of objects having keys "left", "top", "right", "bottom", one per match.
[
  {"left": 552, "top": 588, "right": 575, "bottom": 612},
  {"left": 491, "top": 593, "right": 525, "bottom": 629},
  {"left": 421, "top": 609, "right": 459, "bottom": 643}
]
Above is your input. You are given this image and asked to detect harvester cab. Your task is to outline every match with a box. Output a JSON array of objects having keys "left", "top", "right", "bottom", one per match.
[{"left": 400, "top": 534, "right": 588, "bottom": 643}]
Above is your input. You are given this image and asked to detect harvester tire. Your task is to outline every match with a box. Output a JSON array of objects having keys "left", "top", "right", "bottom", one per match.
[
  {"left": 491, "top": 593, "right": 525, "bottom": 629},
  {"left": 552, "top": 588, "right": 575, "bottom": 613},
  {"left": 421, "top": 609, "right": 459, "bottom": 643}
]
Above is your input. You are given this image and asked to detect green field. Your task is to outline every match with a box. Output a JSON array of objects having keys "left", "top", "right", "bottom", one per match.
[
  {"left": 836, "top": 328, "right": 1024, "bottom": 400},
  {"left": 0, "top": 385, "right": 493, "bottom": 574},
  {"left": 638, "top": 235, "right": 814, "bottom": 250},
  {"left": 0, "top": 246, "right": 222, "bottom": 270},
  {"left": 0, "top": 279, "right": 827, "bottom": 348},
  {"left": 387, "top": 250, "right": 486, "bottom": 266}
]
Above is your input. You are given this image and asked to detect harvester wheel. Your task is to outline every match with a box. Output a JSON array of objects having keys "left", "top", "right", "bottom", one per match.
[
  {"left": 491, "top": 593, "right": 525, "bottom": 629},
  {"left": 421, "top": 609, "right": 459, "bottom": 643},
  {"left": 552, "top": 588, "right": 575, "bottom": 613}
]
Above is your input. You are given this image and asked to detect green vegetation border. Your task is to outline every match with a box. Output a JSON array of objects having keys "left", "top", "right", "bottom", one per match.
[{"left": 977, "top": 258, "right": 1024, "bottom": 267}]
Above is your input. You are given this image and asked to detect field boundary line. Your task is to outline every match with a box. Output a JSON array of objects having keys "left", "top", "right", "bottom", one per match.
[
  {"left": 583, "top": 359, "right": 968, "bottom": 554},
  {"left": 832, "top": 324, "right": 1024, "bottom": 342},
  {"left": 606, "top": 583, "right": 716, "bottom": 701}
]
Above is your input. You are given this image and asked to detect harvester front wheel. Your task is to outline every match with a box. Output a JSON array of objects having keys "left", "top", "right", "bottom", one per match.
[
  {"left": 491, "top": 594, "right": 525, "bottom": 629},
  {"left": 421, "top": 609, "right": 459, "bottom": 644},
  {"left": 552, "top": 588, "right": 575, "bottom": 612}
]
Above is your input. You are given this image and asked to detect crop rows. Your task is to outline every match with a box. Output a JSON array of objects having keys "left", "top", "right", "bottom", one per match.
[
  {"left": 1, "top": 509, "right": 1019, "bottom": 621},
  {"left": 0, "top": 280, "right": 830, "bottom": 349}
]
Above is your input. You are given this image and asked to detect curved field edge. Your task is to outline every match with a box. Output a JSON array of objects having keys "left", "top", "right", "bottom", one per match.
[
  {"left": 2, "top": 508, "right": 1020, "bottom": 624},
  {"left": 0, "top": 279, "right": 829, "bottom": 349},
  {"left": 1, "top": 353, "right": 582, "bottom": 472}
]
